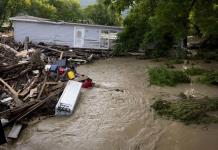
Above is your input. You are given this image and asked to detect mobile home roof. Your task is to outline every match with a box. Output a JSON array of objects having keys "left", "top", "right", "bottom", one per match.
[{"left": 10, "top": 15, "right": 123, "bottom": 31}]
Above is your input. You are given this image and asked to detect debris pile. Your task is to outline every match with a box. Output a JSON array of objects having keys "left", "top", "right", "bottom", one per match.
[{"left": 0, "top": 34, "right": 97, "bottom": 142}]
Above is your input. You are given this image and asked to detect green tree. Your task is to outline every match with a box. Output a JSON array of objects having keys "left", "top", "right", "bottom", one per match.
[
  {"left": 49, "top": 0, "right": 83, "bottom": 22},
  {"left": 192, "top": 0, "right": 218, "bottom": 38},
  {"left": 111, "top": 0, "right": 218, "bottom": 57},
  {"left": 84, "top": 1, "right": 122, "bottom": 26},
  {"left": 22, "top": 0, "right": 57, "bottom": 19},
  {"left": 0, "top": 0, "right": 9, "bottom": 28}
]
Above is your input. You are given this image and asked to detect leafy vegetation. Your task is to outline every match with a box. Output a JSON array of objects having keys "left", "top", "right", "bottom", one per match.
[
  {"left": 0, "top": 0, "right": 122, "bottom": 30},
  {"left": 84, "top": 1, "right": 122, "bottom": 26},
  {"left": 164, "top": 59, "right": 184, "bottom": 68},
  {"left": 198, "top": 71, "right": 218, "bottom": 86},
  {"left": 185, "top": 67, "right": 209, "bottom": 76},
  {"left": 152, "top": 98, "right": 218, "bottom": 124},
  {"left": 148, "top": 67, "right": 190, "bottom": 86},
  {"left": 168, "top": 59, "right": 184, "bottom": 64},
  {"left": 106, "top": 0, "right": 218, "bottom": 57}
]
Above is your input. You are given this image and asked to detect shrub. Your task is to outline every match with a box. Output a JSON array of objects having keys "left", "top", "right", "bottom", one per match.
[
  {"left": 164, "top": 59, "right": 184, "bottom": 69},
  {"left": 148, "top": 67, "right": 190, "bottom": 86},
  {"left": 185, "top": 67, "right": 209, "bottom": 76},
  {"left": 198, "top": 72, "right": 218, "bottom": 85},
  {"left": 151, "top": 99, "right": 218, "bottom": 124},
  {"left": 168, "top": 59, "right": 184, "bottom": 64}
]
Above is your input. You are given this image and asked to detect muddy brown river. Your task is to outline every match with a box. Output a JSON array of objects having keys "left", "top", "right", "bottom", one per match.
[{"left": 1, "top": 57, "right": 218, "bottom": 150}]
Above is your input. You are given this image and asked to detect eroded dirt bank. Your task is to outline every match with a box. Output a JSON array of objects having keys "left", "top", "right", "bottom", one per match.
[{"left": 1, "top": 57, "right": 218, "bottom": 150}]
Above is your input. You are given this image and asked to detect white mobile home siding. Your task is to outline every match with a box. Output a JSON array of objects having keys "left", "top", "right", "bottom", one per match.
[
  {"left": 12, "top": 19, "right": 122, "bottom": 49},
  {"left": 14, "top": 21, "right": 75, "bottom": 47}
]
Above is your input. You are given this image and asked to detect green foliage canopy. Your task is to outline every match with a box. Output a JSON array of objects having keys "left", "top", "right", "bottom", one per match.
[
  {"left": 0, "top": 0, "right": 122, "bottom": 29},
  {"left": 110, "top": 0, "right": 218, "bottom": 57},
  {"left": 84, "top": 2, "right": 122, "bottom": 26}
]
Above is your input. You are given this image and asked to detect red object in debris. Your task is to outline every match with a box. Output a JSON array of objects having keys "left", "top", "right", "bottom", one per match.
[
  {"left": 58, "top": 67, "right": 65, "bottom": 75},
  {"left": 82, "top": 79, "right": 93, "bottom": 88}
]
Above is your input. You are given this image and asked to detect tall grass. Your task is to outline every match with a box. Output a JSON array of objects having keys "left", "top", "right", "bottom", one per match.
[
  {"left": 148, "top": 67, "right": 190, "bottom": 86},
  {"left": 152, "top": 98, "right": 218, "bottom": 124}
]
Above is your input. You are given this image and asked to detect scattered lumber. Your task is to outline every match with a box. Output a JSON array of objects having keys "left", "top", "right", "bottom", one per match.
[
  {"left": 32, "top": 44, "right": 62, "bottom": 53},
  {"left": 0, "top": 43, "right": 18, "bottom": 54},
  {"left": 0, "top": 33, "right": 99, "bottom": 141},
  {"left": 0, "top": 78, "right": 23, "bottom": 106},
  {"left": 7, "top": 123, "right": 23, "bottom": 139}
]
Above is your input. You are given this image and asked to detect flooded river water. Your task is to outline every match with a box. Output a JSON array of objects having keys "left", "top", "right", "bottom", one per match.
[{"left": 2, "top": 57, "right": 218, "bottom": 150}]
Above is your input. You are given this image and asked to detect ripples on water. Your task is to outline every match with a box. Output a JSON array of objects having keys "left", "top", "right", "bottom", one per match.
[{"left": 1, "top": 57, "right": 218, "bottom": 150}]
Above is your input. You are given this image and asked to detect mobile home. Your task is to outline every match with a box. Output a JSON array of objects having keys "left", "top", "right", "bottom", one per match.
[{"left": 10, "top": 16, "right": 123, "bottom": 50}]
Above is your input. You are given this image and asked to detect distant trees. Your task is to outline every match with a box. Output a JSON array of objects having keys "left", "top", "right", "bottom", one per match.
[
  {"left": 0, "top": 0, "right": 9, "bottom": 27},
  {"left": 108, "top": 0, "right": 218, "bottom": 57},
  {"left": 84, "top": 1, "right": 122, "bottom": 26},
  {"left": 0, "top": 0, "right": 122, "bottom": 29},
  {"left": 49, "top": 0, "right": 83, "bottom": 22}
]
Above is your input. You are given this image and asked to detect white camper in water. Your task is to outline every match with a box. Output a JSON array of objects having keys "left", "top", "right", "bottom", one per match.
[
  {"left": 10, "top": 15, "right": 123, "bottom": 50},
  {"left": 55, "top": 81, "right": 82, "bottom": 116}
]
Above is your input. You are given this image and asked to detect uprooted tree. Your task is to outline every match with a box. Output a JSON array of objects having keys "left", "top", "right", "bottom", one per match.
[{"left": 107, "top": 0, "right": 218, "bottom": 57}]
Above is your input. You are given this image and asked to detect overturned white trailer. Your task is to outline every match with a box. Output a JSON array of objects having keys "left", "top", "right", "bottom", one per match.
[{"left": 10, "top": 15, "right": 123, "bottom": 50}]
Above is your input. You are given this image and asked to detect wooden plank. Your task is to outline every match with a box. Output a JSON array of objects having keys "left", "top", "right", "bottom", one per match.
[
  {"left": 24, "top": 36, "right": 29, "bottom": 50},
  {"left": 59, "top": 51, "right": 64, "bottom": 60},
  {"left": 0, "top": 121, "right": 7, "bottom": 144},
  {"left": 7, "top": 123, "right": 23, "bottom": 139},
  {"left": 0, "top": 43, "right": 18, "bottom": 54},
  {"left": 37, "top": 74, "right": 47, "bottom": 99},
  {"left": 46, "top": 82, "right": 59, "bottom": 85},
  {"left": 16, "top": 89, "right": 63, "bottom": 122},
  {"left": 33, "top": 44, "right": 62, "bottom": 53},
  {"left": 0, "top": 78, "right": 23, "bottom": 106},
  {"left": 19, "top": 76, "right": 38, "bottom": 97}
]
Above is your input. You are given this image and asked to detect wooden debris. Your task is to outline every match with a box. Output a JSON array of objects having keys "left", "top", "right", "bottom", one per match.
[
  {"left": 59, "top": 51, "right": 64, "bottom": 60},
  {"left": 8, "top": 123, "right": 23, "bottom": 139},
  {"left": 19, "top": 76, "right": 38, "bottom": 97},
  {"left": 0, "top": 43, "right": 18, "bottom": 54},
  {"left": 37, "top": 74, "right": 47, "bottom": 99},
  {"left": 0, "top": 78, "right": 22, "bottom": 106},
  {"left": 29, "top": 88, "right": 38, "bottom": 98},
  {"left": 24, "top": 36, "right": 29, "bottom": 50},
  {"left": 33, "top": 44, "right": 62, "bottom": 53},
  {"left": 0, "top": 35, "right": 99, "bottom": 142}
]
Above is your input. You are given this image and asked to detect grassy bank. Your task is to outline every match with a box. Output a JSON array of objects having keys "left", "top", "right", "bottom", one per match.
[
  {"left": 152, "top": 98, "right": 218, "bottom": 124},
  {"left": 148, "top": 66, "right": 218, "bottom": 86},
  {"left": 148, "top": 67, "right": 190, "bottom": 86}
]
